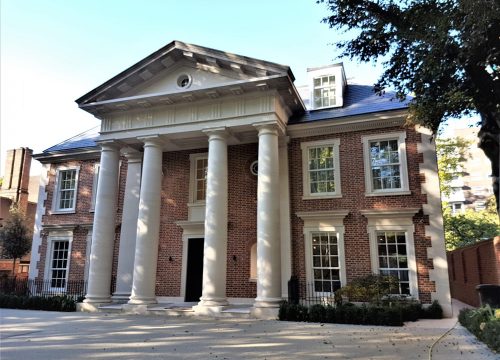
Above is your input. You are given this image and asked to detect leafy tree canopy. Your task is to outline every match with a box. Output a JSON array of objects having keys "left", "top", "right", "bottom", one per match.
[
  {"left": 0, "top": 204, "right": 31, "bottom": 274},
  {"left": 318, "top": 0, "right": 500, "bottom": 212},
  {"left": 443, "top": 197, "right": 499, "bottom": 250},
  {"left": 436, "top": 136, "right": 471, "bottom": 197}
]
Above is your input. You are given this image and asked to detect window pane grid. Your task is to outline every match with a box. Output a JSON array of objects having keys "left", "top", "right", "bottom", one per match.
[
  {"left": 195, "top": 158, "right": 208, "bottom": 201},
  {"left": 57, "top": 170, "right": 77, "bottom": 210},
  {"left": 313, "top": 75, "right": 336, "bottom": 108},
  {"left": 308, "top": 146, "right": 335, "bottom": 194},
  {"left": 377, "top": 231, "right": 410, "bottom": 295},
  {"left": 369, "top": 140, "right": 402, "bottom": 190},
  {"left": 312, "top": 232, "right": 341, "bottom": 293},
  {"left": 50, "top": 240, "right": 69, "bottom": 288}
]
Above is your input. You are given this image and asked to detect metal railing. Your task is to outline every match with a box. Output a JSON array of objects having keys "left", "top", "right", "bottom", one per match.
[
  {"left": 288, "top": 277, "right": 340, "bottom": 307},
  {"left": 0, "top": 278, "right": 88, "bottom": 300}
]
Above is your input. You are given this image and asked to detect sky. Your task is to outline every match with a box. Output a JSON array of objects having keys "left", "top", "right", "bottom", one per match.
[{"left": 0, "top": 0, "right": 477, "bottom": 176}]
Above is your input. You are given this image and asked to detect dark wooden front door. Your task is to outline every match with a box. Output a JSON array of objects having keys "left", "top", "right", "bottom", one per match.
[{"left": 185, "top": 238, "right": 204, "bottom": 302}]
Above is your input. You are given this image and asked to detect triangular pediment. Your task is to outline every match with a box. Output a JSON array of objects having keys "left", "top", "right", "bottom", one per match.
[{"left": 76, "top": 40, "right": 295, "bottom": 106}]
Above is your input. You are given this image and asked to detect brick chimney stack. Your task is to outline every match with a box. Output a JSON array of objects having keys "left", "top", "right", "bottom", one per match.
[{"left": 1, "top": 148, "right": 33, "bottom": 213}]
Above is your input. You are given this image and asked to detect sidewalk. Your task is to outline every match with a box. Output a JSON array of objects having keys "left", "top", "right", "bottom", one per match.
[{"left": 0, "top": 300, "right": 496, "bottom": 360}]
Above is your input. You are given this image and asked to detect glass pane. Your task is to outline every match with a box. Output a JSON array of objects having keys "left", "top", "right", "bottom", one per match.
[
  {"left": 388, "top": 245, "right": 397, "bottom": 256},
  {"left": 330, "top": 256, "right": 339, "bottom": 268},
  {"left": 386, "top": 233, "right": 396, "bottom": 243},
  {"left": 389, "top": 256, "right": 398, "bottom": 268},
  {"left": 397, "top": 244, "right": 407, "bottom": 255},
  {"left": 323, "top": 281, "right": 331, "bottom": 292},
  {"left": 378, "top": 244, "right": 387, "bottom": 256},
  {"left": 313, "top": 256, "right": 321, "bottom": 267},
  {"left": 399, "top": 257, "right": 408, "bottom": 268},
  {"left": 373, "top": 178, "right": 382, "bottom": 190},
  {"left": 314, "top": 281, "right": 322, "bottom": 292},
  {"left": 401, "top": 283, "right": 410, "bottom": 295},
  {"left": 379, "top": 257, "right": 388, "bottom": 268},
  {"left": 331, "top": 270, "right": 340, "bottom": 281},
  {"left": 314, "top": 269, "right": 322, "bottom": 280},
  {"left": 314, "top": 78, "right": 321, "bottom": 87},
  {"left": 323, "top": 269, "right": 331, "bottom": 280},
  {"left": 389, "top": 140, "right": 398, "bottom": 151}
]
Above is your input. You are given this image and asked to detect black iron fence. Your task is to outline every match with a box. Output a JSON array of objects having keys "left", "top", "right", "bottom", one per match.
[
  {"left": 288, "top": 276, "right": 340, "bottom": 307},
  {"left": 0, "top": 277, "right": 87, "bottom": 300}
]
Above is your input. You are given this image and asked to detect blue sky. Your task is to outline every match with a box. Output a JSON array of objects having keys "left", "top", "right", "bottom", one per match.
[{"left": 0, "top": 0, "right": 476, "bottom": 175}]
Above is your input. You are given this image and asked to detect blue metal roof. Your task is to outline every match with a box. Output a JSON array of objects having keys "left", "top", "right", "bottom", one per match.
[
  {"left": 43, "top": 126, "right": 100, "bottom": 153},
  {"left": 289, "top": 84, "right": 410, "bottom": 124}
]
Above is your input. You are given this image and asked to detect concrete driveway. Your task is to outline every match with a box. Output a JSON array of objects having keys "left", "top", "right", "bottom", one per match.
[{"left": 0, "top": 308, "right": 497, "bottom": 360}]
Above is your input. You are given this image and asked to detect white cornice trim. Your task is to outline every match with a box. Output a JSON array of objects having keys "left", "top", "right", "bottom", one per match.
[
  {"left": 360, "top": 208, "right": 420, "bottom": 218},
  {"left": 287, "top": 111, "right": 407, "bottom": 138},
  {"left": 296, "top": 210, "right": 350, "bottom": 220}
]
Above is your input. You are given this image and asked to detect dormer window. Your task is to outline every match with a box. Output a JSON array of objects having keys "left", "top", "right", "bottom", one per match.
[{"left": 313, "top": 75, "right": 336, "bottom": 108}]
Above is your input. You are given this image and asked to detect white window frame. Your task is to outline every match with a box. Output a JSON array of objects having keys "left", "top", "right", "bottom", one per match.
[
  {"left": 44, "top": 231, "right": 73, "bottom": 291},
  {"left": 52, "top": 166, "right": 80, "bottom": 213},
  {"left": 362, "top": 132, "right": 410, "bottom": 196},
  {"left": 90, "top": 163, "right": 100, "bottom": 211},
  {"left": 301, "top": 139, "right": 342, "bottom": 199},
  {"left": 188, "top": 153, "right": 208, "bottom": 204},
  {"left": 362, "top": 209, "right": 419, "bottom": 299},
  {"left": 313, "top": 75, "right": 336, "bottom": 109},
  {"left": 297, "top": 210, "right": 349, "bottom": 298},
  {"left": 84, "top": 228, "right": 93, "bottom": 282}
]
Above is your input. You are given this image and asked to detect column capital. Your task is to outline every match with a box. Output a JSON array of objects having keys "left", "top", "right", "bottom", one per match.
[
  {"left": 253, "top": 121, "right": 285, "bottom": 137},
  {"left": 202, "top": 127, "right": 230, "bottom": 141},
  {"left": 137, "top": 135, "right": 164, "bottom": 148},
  {"left": 121, "top": 147, "right": 143, "bottom": 163},
  {"left": 96, "top": 141, "right": 121, "bottom": 152}
]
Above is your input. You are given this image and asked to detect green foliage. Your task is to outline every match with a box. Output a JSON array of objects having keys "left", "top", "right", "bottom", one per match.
[
  {"left": 436, "top": 136, "right": 471, "bottom": 197},
  {"left": 443, "top": 200, "right": 500, "bottom": 250},
  {"left": 459, "top": 306, "right": 500, "bottom": 352},
  {"left": 318, "top": 0, "right": 500, "bottom": 213},
  {"left": 0, "top": 294, "right": 77, "bottom": 312},
  {"left": 278, "top": 300, "right": 442, "bottom": 326},
  {"left": 335, "top": 274, "right": 401, "bottom": 303},
  {"left": 0, "top": 205, "right": 32, "bottom": 273}
]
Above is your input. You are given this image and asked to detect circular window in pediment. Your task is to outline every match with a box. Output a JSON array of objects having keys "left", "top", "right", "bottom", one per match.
[{"left": 177, "top": 74, "right": 192, "bottom": 89}]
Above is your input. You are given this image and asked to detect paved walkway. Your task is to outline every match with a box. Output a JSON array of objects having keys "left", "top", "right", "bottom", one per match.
[{"left": 0, "top": 301, "right": 497, "bottom": 360}]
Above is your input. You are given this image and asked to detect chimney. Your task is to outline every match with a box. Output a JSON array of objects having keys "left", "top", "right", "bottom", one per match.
[{"left": 1, "top": 148, "right": 33, "bottom": 213}]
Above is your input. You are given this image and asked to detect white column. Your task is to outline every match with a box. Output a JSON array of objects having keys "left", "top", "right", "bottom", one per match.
[
  {"left": 128, "top": 137, "right": 163, "bottom": 305},
  {"left": 254, "top": 124, "right": 282, "bottom": 310},
  {"left": 84, "top": 143, "right": 120, "bottom": 304},
  {"left": 113, "top": 151, "right": 142, "bottom": 301},
  {"left": 196, "top": 128, "right": 229, "bottom": 311}
]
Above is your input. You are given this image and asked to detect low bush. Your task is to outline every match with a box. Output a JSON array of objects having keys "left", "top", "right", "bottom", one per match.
[
  {"left": 420, "top": 300, "right": 443, "bottom": 319},
  {"left": 459, "top": 306, "right": 500, "bottom": 353},
  {"left": 0, "top": 294, "right": 77, "bottom": 312}
]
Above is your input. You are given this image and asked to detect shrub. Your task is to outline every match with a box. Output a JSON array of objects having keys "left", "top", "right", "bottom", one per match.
[
  {"left": 459, "top": 306, "right": 500, "bottom": 353},
  {"left": 0, "top": 294, "right": 76, "bottom": 312},
  {"left": 308, "top": 304, "right": 326, "bottom": 323},
  {"left": 279, "top": 301, "right": 308, "bottom": 322},
  {"left": 420, "top": 300, "right": 443, "bottom": 319},
  {"left": 336, "top": 274, "right": 400, "bottom": 303}
]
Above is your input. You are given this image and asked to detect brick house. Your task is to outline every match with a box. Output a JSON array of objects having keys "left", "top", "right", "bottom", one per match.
[{"left": 28, "top": 41, "right": 452, "bottom": 317}]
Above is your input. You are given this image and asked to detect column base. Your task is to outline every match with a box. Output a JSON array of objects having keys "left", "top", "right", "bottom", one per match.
[
  {"left": 77, "top": 302, "right": 105, "bottom": 312},
  {"left": 250, "top": 306, "right": 280, "bottom": 319},
  {"left": 121, "top": 304, "right": 151, "bottom": 315},
  {"left": 112, "top": 292, "right": 131, "bottom": 303},
  {"left": 128, "top": 296, "right": 158, "bottom": 305},
  {"left": 253, "top": 297, "right": 282, "bottom": 308},
  {"left": 83, "top": 295, "right": 112, "bottom": 304},
  {"left": 193, "top": 296, "right": 229, "bottom": 315}
]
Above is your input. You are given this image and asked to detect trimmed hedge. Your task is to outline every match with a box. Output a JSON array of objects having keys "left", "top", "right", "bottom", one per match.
[
  {"left": 458, "top": 306, "right": 500, "bottom": 353},
  {"left": 0, "top": 294, "right": 77, "bottom": 312},
  {"left": 279, "top": 300, "right": 443, "bottom": 326}
]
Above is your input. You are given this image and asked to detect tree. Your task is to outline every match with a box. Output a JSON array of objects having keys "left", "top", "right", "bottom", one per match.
[
  {"left": 318, "top": 0, "right": 500, "bottom": 214},
  {"left": 0, "top": 204, "right": 31, "bottom": 275},
  {"left": 443, "top": 197, "right": 500, "bottom": 250},
  {"left": 436, "top": 136, "right": 471, "bottom": 197}
]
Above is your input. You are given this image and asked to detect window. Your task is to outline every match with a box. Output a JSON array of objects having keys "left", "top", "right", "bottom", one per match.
[
  {"left": 376, "top": 231, "right": 410, "bottom": 295},
  {"left": 53, "top": 167, "right": 79, "bottom": 212},
  {"left": 49, "top": 240, "right": 70, "bottom": 288},
  {"left": 301, "top": 139, "right": 341, "bottom": 199},
  {"left": 297, "top": 210, "right": 349, "bottom": 297},
  {"left": 189, "top": 153, "right": 208, "bottom": 204},
  {"left": 363, "top": 208, "right": 419, "bottom": 298},
  {"left": 362, "top": 132, "right": 409, "bottom": 196},
  {"left": 90, "top": 163, "right": 100, "bottom": 211},
  {"left": 311, "top": 232, "right": 341, "bottom": 293},
  {"left": 313, "top": 75, "right": 336, "bottom": 108}
]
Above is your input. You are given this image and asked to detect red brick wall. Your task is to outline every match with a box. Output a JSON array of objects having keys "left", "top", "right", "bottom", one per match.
[
  {"left": 447, "top": 237, "right": 500, "bottom": 307},
  {"left": 288, "top": 125, "right": 435, "bottom": 303}
]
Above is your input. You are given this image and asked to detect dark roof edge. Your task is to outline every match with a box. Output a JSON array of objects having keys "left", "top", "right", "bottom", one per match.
[
  {"left": 33, "top": 147, "right": 101, "bottom": 163},
  {"left": 289, "top": 106, "right": 409, "bottom": 125}
]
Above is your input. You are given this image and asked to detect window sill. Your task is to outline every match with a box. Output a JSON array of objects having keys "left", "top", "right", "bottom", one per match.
[
  {"left": 49, "top": 210, "right": 76, "bottom": 215},
  {"left": 302, "top": 194, "right": 342, "bottom": 200},
  {"left": 248, "top": 278, "right": 257, "bottom": 283},
  {"left": 365, "top": 190, "right": 411, "bottom": 197},
  {"left": 187, "top": 202, "right": 206, "bottom": 208}
]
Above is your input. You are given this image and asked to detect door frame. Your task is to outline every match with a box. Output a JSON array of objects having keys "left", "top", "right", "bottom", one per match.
[{"left": 177, "top": 221, "right": 204, "bottom": 300}]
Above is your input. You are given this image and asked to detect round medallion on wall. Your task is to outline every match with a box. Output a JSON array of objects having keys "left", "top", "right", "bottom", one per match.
[{"left": 250, "top": 160, "right": 258, "bottom": 176}]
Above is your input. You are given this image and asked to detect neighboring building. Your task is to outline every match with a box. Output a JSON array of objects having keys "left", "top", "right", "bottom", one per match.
[
  {"left": 0, "top": 148, "right": 38, "bottom": 277},
  {"left": 28, "top": 41, "right": 451, "bottom": 317},
  {"left": 444, "top": 127, "right": 494, "bottom": 214}
]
